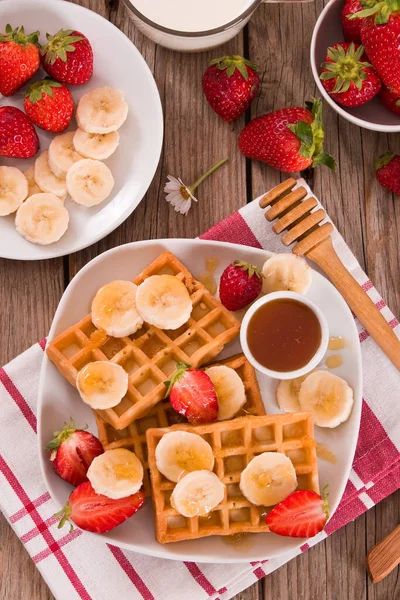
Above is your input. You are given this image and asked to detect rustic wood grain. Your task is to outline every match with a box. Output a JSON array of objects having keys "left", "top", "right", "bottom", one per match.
[{"left": 1, "top": 0, "right": 399, "bottom": 599}]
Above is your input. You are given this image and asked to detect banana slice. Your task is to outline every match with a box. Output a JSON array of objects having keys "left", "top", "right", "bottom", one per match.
[
  {"left": 87, "top": 448, "right": 144, "bottom": 500},
  {"left": 91, "top": 280, "right": 143, "bottom": 338},
  {"left": 239, "top": 452, "right": 297, "bottom": 506},
  {"left": 276, "top": 372, "right": 314, "bottom": 413},
  {"left": 155, "top": 431, "right": 214, "bottom": 483},
  {"left": 0, "top": 166, "right": 28, "bottom": 216},
  {"left": 48, "top": 131, "right": 84, "bottom": 179},
  {"left": 24, "top": 166, "right": 41, "bottom": 197},
  {"left": 76, "top": 361, "right": 128, "bottom": 410},
  {"left": 73, "top": 128, "right": 120, "bottom": 160},
  {"left": 298, "top": 370, "right": 354, "bottom": 428},
  {"left": 76, "top": 86, "right": 129, "bottom": 134},
  {"left": 15, "top": 193, "right": 69, "bottom": 245},
  {"left": 262, "top": 254, "right": 312, "bottom": 294},
  {"left": 34, "top": 151, "right": 68, "bottom": 200},
  {"left": 136, "top": 275, "right": 192, "bottom": 330},
  {"left": 66, "top": 159, "right": 115, "bottom": 207},
  {"left": 171, "top": 470, "right": 225, "bottom": 518},
  {"left": 205, "top": 365, "right": 246, "bottom": 421}
]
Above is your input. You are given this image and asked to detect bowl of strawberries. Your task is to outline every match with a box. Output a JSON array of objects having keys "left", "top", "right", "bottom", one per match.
[{"left": 310, "top": 0, "right": 400, "bottom": 132}]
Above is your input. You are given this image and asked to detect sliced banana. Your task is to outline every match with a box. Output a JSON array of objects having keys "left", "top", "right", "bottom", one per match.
[
  {"left": 87, "top": 448, "right": 144, "bottom": 500},
  {"left": 73, "top": 128, "right": 120, "bottom": 160},
  {"left": 276, "top": 372, "right": 314, "bottom": 413},
  {"left": 155, "top": 431, "right": 214, "bottom": 483},
  {"left": 48, "top": 131, "right": 84, "bottom": 179},
  {"left": 66, "top": 158, "right": 115, "bottom": 207},
  {"left": 76, "top": 360, "right": 128, "bottom": 410},
  {"left": 205, "top": 365, "right": 246, "bottom": 421},
  {"left": 136, "top": 275, "right": 192, "bottom": 330},
  {"left": 0, "top": 166, "right": 28, "bottom": 216},
  {"left": 171, "top": 470, "right": 225, "bottom": 518},
  {"left": 262, "top": 254, "right": 312, "bottom": 295},
  {"left": 76, "top": 86, "right": 129, "bottom": 134},
  {"left": 34, "top": 151, "right": 68, "bottom": 200},
  {"left": 298, "top": 370, "right": 354, "bottom": 428},
  {"left": 15, "top": 193, "right": 69, "bottom": 245},
  {"left": 24, "top": 166, "right": 41, "bottom": 197},
  {"left": 91, "top": 280, "right": 143, "bottom": 338},
  {"left": 239, "top": 452, "right": 297, "bottom": 507}
]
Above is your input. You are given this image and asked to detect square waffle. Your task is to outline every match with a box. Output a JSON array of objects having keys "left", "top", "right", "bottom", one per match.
[
  {"left": 95, "top": 354, "right": 266, "bottom": 496},
  {"left": 46, "top": 251, "right": 241, "bottom": 429},
  {"left": 146, "top": 413, "right": 319, "bottom": 543}
]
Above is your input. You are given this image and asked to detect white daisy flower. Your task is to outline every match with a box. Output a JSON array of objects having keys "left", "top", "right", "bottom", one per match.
[{"left": 164, "top": 158, "right": 228, "bottom": 216}]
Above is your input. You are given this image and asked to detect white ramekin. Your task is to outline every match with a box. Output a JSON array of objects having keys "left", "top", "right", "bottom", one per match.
[
  {"left": 310, "top": 0, "right": 400, "bottom": 132},
  {"left": 240, "top": 291, "right": 329, "bottom": 380}
]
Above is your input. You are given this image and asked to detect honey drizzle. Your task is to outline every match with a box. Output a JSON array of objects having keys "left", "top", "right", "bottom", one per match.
[
  {"left": 328, "top": 336, "right": 346, "bottom": 351},
  {"left": 316, "top": 442, "right": 337, "bottom": 464},
  {"left": 325, "top": 355, "right": 343, "bottom": 369},
  {"left": 197, "top": 256, "right": 220, "bottom": 295}
]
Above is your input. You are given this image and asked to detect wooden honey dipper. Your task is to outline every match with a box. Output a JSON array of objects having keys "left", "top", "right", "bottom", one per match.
[{"left": 259, "top": 178, "right": 400, "bottom": 370}]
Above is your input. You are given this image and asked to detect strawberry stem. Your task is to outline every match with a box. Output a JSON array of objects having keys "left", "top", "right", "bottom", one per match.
[
  {"left": 209, "top": 55, "right": 258, "bottom": 80},
  {"left": 45, "top": 417, "right": 87, "bottom": 450},
  {"left": 164, "top": 361, "right": 191, "bottom": 397},
  {"left": 320, "top": 43, "right": 372, "bottom": 93},
  {"left": 233, "top": 260, "right": 264, "bottom": 280},
  {"left": 189, "top": 158, "right": 228, "bottom": 193},
  {"left": 350, "top": 0, "right": 400, "bottom": 24},
  {"left": 55, "top": 503, "right": 74, "bottom": 533},
  {"left": 375, "top": 151, "right": 395, "bottom": 169},
  {"left": 0, "top": 24, "right": 39, "bottom": 46}
]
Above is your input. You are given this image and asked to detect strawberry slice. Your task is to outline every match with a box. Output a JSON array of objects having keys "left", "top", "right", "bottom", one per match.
[
  {"left": 56, "top": 481, "right": 145, "bottom": 533},
  {"left": 265, "top": 489, "right": 329, "bottom": 538},
  {"left": 46, "top": 418, "right": 103, "bottom": 487},
  {"left": 165, "top": 362, "right": 218, "bottom": 425}
]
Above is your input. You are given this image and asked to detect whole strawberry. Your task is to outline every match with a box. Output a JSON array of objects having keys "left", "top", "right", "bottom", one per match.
[
  {"left": 341, "top": 0, "right": 363, "bottom": 41},
  {"left": 46, "top": 418, "right": 104, "bottom": 487},
  {"left": 219, "top": 260, "right": 263, "bottom": 311},
  {"left": 320, "top": 42, "right": 381, "bottom": 107},
  {"left": 375, "top": 152, "right": 400, "bottom": 194},
  {"left": 24, "top": 79, "right": 74, "bottom": 133},
  {"left": 380, "top": 85, "right": 400, "bottom": 115},
  {"left": 239, "top": 99, "right": 336, "bottom": 172},
  {"left": 202, "top": 55, "right": 260, "bottom": 122},
  {"left": 0, "top": 106, "right": 39, "bottom": 158},
  {"left": 351, "top": 0, "right": 400, "bottom": 93},
  {"left": 0, "top": 24, "right": 40, "bottom": 96},
  {"left": 41, "top": 29, "right": 93, "bottom": 85}
]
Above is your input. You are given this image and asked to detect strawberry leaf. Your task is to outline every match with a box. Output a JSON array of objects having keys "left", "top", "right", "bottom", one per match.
[
  {"left": 208, "top": 55, "right": 258, "bottom": 81},
  {"left": 233, "top": 260, "right": 264, "bottom": 280},
  {"left": 375, "top": 151, "right": 395, "bottom": 169},
  {"left": 45, "top": 417, "right": 87, "bottom": 450},
  {"left": 312, "top": 151, "right": 337, "bottom": 171}
]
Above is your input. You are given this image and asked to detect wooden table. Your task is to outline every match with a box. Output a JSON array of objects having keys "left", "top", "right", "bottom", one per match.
[{"left": 1, "top": 0, "right": 399, "bottom": 598}]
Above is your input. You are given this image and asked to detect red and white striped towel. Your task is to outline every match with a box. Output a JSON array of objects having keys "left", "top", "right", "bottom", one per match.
[{"left": 1, "top": 180, "right": 399, "bottom": 600}]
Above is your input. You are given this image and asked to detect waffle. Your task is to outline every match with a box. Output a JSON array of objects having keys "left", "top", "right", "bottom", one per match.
[
  {"left": 95, "top": 354, "right": 266, "bottom": 496},
  {"left": 146, "top": 413, "right": 319, "bottom": 544},
  {"left": 46, "top": 251, "right": 240, "bottom": 429}
]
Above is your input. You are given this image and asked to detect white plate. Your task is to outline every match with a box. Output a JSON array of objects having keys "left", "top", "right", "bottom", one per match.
[
  {"left": 38, "top": 239, "right": 362, "bottom": 563},
  {"left": 0, "top": 0, "right": 163, "bottom": 260}
]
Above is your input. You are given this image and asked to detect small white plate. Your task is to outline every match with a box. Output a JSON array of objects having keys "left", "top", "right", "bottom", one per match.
[
  {"left": 0, "top": 0, "right": 163, "bottom": 260},
  {"left": 38, "top": 239, "right": 362, "bottom": 563}
]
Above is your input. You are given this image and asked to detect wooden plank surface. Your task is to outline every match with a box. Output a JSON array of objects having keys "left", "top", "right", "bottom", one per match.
[{"left": 0, "top": 0, "right": 399, "bottom": 599}]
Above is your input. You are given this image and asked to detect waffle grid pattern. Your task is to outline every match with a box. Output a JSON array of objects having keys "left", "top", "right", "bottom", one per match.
[
  {"left": 95, "top": 354, "right": 266, "bottom": 496},
  {"left": 46, "top": 252, "right": 240, "bottom": 429},
  {"left": 146, "top": 413, "right": 319, "bottom": 543}
]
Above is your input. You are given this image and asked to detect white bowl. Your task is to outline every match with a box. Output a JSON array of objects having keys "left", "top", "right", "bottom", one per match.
[
  {"left": 310, "top": 0, "right": 400, "bottom": 132},
  {"left": 240, "top": 291, "right": 329, "bottom": 380}
]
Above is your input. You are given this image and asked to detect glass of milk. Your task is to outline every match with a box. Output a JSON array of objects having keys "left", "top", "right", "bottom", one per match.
[{"left": 123, "top": 0, "right": 308, "bottom": 52}]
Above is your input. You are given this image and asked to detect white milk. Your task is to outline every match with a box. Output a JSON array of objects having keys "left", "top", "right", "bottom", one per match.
[{"left": 131, "top": 0, "right": 255, "bottom": 32}]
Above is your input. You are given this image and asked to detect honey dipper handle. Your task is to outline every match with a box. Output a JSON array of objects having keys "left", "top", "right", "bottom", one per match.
[
  {"left": 366, "top": 525, "right": 400, "bottom": 583},
  {"left": 308, "top": 238, "right": 400, "bottom": 370}
]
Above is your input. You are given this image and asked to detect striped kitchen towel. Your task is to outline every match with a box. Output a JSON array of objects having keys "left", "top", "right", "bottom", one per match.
[{"left": 0, "top": 179, "right": 399, "bottom": 600}]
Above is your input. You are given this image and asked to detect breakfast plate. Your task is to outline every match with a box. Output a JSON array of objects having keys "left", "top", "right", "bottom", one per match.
[
  {"left": 38, "top": 239, "right": 362, "bottom": 563},
  {"left": 0, "top": 0, "right": 163, "bottom": 261}
]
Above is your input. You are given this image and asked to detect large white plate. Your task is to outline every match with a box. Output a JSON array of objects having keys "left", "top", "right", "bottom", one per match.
[
  {"left": 38, "top": 239, "right": 362, "bottom": 563},
  {"left": 0, "top": 0, "right": 163, "bottom": 260}
]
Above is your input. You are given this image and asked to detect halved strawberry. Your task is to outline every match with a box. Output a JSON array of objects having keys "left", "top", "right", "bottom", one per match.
[
  {"left": 56, "top": 481, "right": 145, "bottom": 533},
  {"left": 46, "top": 418, "right": 103, "bottom": 487},
  {"left": 265, "top": 488, "right": 329, "bottom": 538},
  {"left": 165, "top": 362, "right": 218, "bottom": 425}
]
